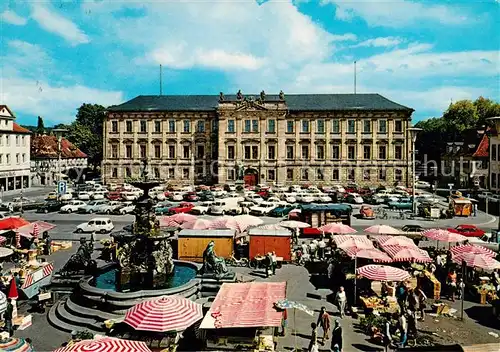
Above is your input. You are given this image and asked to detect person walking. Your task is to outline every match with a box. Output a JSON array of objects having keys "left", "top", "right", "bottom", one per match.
[
  {"left": 383, "top": 319, "right": 392, "bottom": 352},
  {"left": 4, "top": 298, "right": 13, "bottom": 337},
  {"left": 308, "top": 322, "right": 318, "bottom": 352},
  {"left": 280, "top": 309, "right": 287, "bottom": 336},
  {"left": 331, "top": 319, "right": 342, "bottom": 352},
  {"left": 396, "top": 282, "right": 407, "bottom": 312},
  {"left": 407, "top": 310, "right": 418, "bottom": 345},
  {"left": 416, "top": 287, "right": 427, "bottom": 320},
  {"left": 447, "top": 269, "right": 457, "bottom": 302},
  {"left": 316, "top": 307, "right": 331, "bottom": 344},
  {"left": 335, "top": 286, "right": 347, "bottom": 318},
  {"left": 318, "top": 236, "right": 326, "bottom": 260},
  {"left": 398, "top": 312, "right": 408, "bottom": 348}
]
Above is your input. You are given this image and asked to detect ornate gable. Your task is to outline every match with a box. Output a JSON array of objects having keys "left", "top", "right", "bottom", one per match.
[{"left": 235, "top": 99, "right": 268, "bottom": 112}]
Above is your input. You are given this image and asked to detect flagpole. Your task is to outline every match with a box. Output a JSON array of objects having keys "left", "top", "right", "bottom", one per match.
[{"left": 354, "top": 255, "right": 358, "bottom": 305}]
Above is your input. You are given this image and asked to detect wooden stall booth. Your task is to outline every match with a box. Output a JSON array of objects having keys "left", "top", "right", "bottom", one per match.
[
  {"left": 450, "top": 198, "right": 473, "bottom": 217},
  {"left": 176, "top": 229, "right": 235, "bottom": 263},
  {"left": 248, "top": 228, "right": 292, "bottom": 262},
  {"left": 300, "top": 204, "right": 352, "bottom": 227}
]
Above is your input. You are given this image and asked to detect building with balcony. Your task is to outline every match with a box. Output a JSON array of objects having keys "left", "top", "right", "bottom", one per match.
[
  {"left": 0, "top": 105, "right": 31, "bottom": 193},
  {"left": 30, "top": 134, "right": 88, "bottom": 186},
  {"left": 103, "top": 92, "right": 414, "bottom": 186}
]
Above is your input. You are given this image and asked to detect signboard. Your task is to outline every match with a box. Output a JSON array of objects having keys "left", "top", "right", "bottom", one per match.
[
  {"left": 57, "top": 180, "right": 67, "bottom": 195},
  {"left": 448, "top": 183, "right": 454, "bottom": 190}
]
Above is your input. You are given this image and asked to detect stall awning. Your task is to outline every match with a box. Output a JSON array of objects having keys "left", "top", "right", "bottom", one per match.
[
  {"left": 200, "top": 282, "right": 286, "bottom": 329},
  {"left": 0, "top": 217, "right": 30, "bottom": 231},
  {"left": 16, "top": 221, "right": 56, "bottom": 238}
]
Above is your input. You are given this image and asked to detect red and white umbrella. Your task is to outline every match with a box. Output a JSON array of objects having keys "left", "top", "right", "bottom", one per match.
[
  {"left": 357, "top": 264, "right": 411, "bottom": 281},
  {"left": 379, "top": 236, "right": 415, "bottom": 247},
  {"left": 342, "top": 247, "right": 392, "bottom": 262},
  {"left": 319, "top": 223, "right": 356, "bottom": 234},
  {"left": 181, "top": 219, "right": 212, "bottom": 230},
  {"left": 168, "top": 213, "right": 197, "bottom": 224},
  {"left": 54, "top": 337, "right": 151, "bottom": 352},
  {"left": 233, "top": 215, "right": 264, "bottom": 232},
  {"left": 450, "top": 244, "right": 496, "bottom": 258},
  {"left": 124, "top": 296, "right": 203, "bottom": 332},
  {"left": 158, "top": 216, "right": 180, "bottom": 228},
  {"left": 452, "top": 252, "right": 500, "bottom": 270},
  {"left": 365, "top": 225, "right": 400, "bottom": 235},
  {"left": 15, "top": 231, "right": 20, "bottom": 248},
  {"left": 335, "top": 235, "right": 373, "bottom": 250},
  {"left": 422, "top": 229, "right": 466, "bottom": 242},
  {"left": 32, "top": 223, "right": 39, "bottom": 239},
  {"left": 383, "top": 246, "right": 432, "bottom": 263},
  {"left": 279, "top": 220, "right": 310, "bottom": 229},
  {"left": 256, "top": 224, "right": 287, "bottom": 231},
  {"left": 209, "top": 216, "right": 238, "bottom": 231},
  {"left": 16, "top": 221, "right": 56, "bottom": 238}
]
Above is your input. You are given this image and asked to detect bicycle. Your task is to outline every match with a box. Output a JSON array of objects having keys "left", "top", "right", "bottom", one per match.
[{"left": 227, "top": 253, "right": 249, "bottom": 267}]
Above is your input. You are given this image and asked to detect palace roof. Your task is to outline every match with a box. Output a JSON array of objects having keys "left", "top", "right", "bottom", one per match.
[
  {"left": 31, "top": 135, "right": 87, "bottom": 159},
  {"left": 13, "top": 123, "right": 31, "bottom": 134},
  {"left": 108, "top": 93, "right": 413, "bottom": 113}
]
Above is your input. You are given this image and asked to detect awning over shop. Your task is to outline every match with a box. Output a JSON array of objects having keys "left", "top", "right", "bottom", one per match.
[
  {"left": 200, "top": 282, "right": 286, "bottom": 329},
  {"left": 0, "top": 217, "right": 30, "bottom": 231}
]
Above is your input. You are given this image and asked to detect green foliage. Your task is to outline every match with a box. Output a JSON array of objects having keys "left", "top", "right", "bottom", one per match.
[
  {"left": 73, "top": 330, "right": 94, "bottom": 340},
  {"left": 442, "top": 100, "right": 478, "bottom": 134},
  {"left": 36, "top": 116, "right": 45, "bottom": 135},
  {"left": 359, "top": 314, "right": 387, "bottom": 332}
]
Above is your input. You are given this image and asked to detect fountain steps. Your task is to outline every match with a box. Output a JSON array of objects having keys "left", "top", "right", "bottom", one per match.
[
  {"left": 65, "top": 295, "right": 123, "bottom": 321},
  {"left": 48, "top": 301, "right": 104, "bottom": 334}
]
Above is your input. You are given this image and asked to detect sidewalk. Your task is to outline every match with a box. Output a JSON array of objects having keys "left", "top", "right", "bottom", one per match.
[{"left": 0, "top": 186, "right": 52, "bottom": 202}]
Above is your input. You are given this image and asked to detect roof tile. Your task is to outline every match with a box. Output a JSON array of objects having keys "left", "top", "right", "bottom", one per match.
[
  {"left": 31, "top": 135, "right": 87, "bottom": 159},
  {"left": 13, "top": 123, "right": 31, "bottom": 134}
]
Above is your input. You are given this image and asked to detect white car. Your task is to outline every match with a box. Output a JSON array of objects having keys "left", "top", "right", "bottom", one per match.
[
  {"left": 285, "top": 195, "right": 297, "bottom": 204},
  {"left": 267, "top": 196, "right": 281, "bottom": 203},
  {"left": 250, "top": 202, "right": 277, "bottom": 216},
  {"left": 98, "top": 201, "right": 123, "bottom": 214},
  {"left": 155, "top": 193, "right": 166, "bottom": 201},
  {"left": 76, "top": 218, "right": 114, "bottom": 233},
  {"left": 116, "top": 203, "right": 135, "bottom": 215},
  {"left": 296, "top": 193, "right": 315, "bottom": 203},
  {"left": 171, "top": 192, "right": 184, "bottom": 202},
  {"left": 415, "top": 180, "right": 431, "bottom": 189},
  {"left": 190, "top": 201, "right": 213, "bottom": 215},
  {"left": 315, "top": 194, "right": 332, "bottom": 203},
  {"left": 208, "top": 201, "right": 236, "bottom": 215},
  {"left": 92, "top": 191, "right": 106, "bottom": 200},
  {"left": 121, "top": 191, "right": 139, "bottom": 201},
  {"left": 345, "top": 193, "right": 364, "bottom": 204},
  {"left": 60, "top": 192, "right": 73, "bottom": 201},
  {"left": 60, "top": 200, "right": 87, "bottom": 213},
  {"left": 245, "top": 194, "right": 264, "bottom": 204},
  {"left": 78, "top": 191, "right": 92, "bottom": 200}
]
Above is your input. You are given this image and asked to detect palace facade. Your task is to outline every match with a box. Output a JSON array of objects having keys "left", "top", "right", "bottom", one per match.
[{"left": 103, "top": 92, "right": 414, "bottom": 186}]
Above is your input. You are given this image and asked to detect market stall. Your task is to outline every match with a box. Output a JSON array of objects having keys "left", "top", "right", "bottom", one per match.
[
  {"left": 176, "top": 229, "right": 235, "bottom": 263},
  {"left": 450, "top": 198, "right": 473, "bottom": 217},
  {"left": 200, "top": 282, "right": 286, "bottom": 351},
  {"left": 247, "top": 228, "right": 292, "bottom": 262}
]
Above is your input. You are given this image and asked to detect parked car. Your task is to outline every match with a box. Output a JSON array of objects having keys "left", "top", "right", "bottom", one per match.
[
  {"left": 250, "top": 202, "right": 277, "bottom": 216},
  {"left": 45, "top": 192, "right": 58, "bottom": 201},
  {"left": 37, "top": 201, "right": 63, "bottom": 213},
  {"left": 198, "top": 192, "right": 215, "bottom": 201},
  {"left": 106, "top": 191, "right": 122, "bottom": 201},
  {"left": 0, "top": 197, "right": 40, "bottom": 211},
  {"left": 190, "top": 202, "right": 213, "bottom": 215},
  {"left": 245, "top": 194, "right": 264, "bottom": 204},
  {"left": 296, "top": 193, "right": 315, "bottom": 203},
  {"left": 92, "top": 191, "right": 106, "bottom": 200},
  {"left": 60, "top": 200, "right": 87, "bottom": 213},
  {"left": 99, "top": 201, "right": 123, "bottom": 214},
  {"left": 415, "top": 180, "right": 431, "bottom": 189},
  {"left": 76, "top": 218, "right": 114, "bottom": 233},
  {"left": 183, "top": 192, "right": 199, "bottom": 202},
  {"left": 314, "top": 194, "right": 332, "bottom": 203},
  {"left": 154, "top": 202, "right": 174, "bottom": 215},
  {"left": 115, "top": 203, "right": 135, "bottom": 215},
  {"left": 269, "top": 204, "right": 296, "bottom": 217},
  {"left": 447, "top": 224, "right": 486, "bottom": 238},
  {"left": 344, "top": 193, "right": 364, "bottom": 204},
  {"left": 208, "top": 201, "right": 240, "bottom": 215},
  {"left": 168, "top": 202, "right": 195, "bottom": 214},
  {"left": 79, "top": 200, "right": 109, "bottom": 214},
  {"left": 401, "top": 225, "right": 424, "bottom": 233},
  {"left": 388, "top": 198, "right": 413, "bottom": 210},
  {"left": 78, "top": 191, "right": 92, "bottom": 200}
]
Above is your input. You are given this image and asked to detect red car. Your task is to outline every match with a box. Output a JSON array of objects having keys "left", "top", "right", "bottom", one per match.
[
  {"left": 168, "top": 202, "right": 195, "bottom": 214},
  {"left": 106, "top": 191, "right": 122, "bottom": 201},
  {"left": 447, "top": 224, "right": 485, "bottom": 238}
]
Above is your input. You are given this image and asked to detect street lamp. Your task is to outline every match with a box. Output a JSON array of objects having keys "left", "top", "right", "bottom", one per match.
[
  {"left": 408, "top": 127, "right": 422, "bottom": 214},
  {"left": 52, "top": 128, "right": 67, "bottom": 200}
]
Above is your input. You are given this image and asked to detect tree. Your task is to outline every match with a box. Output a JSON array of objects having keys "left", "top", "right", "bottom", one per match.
[
  {"left": 36, "top": 116, "right": 45, "bottom": 135},
  {"left": 474, "top": 96, "right": 500, "bottom": 126},
  {"left": 442, "top": 100, "right": 478, "bottom": 134}
]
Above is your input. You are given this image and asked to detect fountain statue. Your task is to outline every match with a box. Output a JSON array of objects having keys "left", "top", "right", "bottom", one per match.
[
  {"left": 201, "top": 241, "right": 229, "bottom": 279},
  {"left": 113, "top": 159, "right": 174, "bottom": 290}
]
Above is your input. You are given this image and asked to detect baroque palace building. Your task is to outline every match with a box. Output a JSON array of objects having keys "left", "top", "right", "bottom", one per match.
[{"left": 103, "top": 91, "right": 414, "bottom": 186}]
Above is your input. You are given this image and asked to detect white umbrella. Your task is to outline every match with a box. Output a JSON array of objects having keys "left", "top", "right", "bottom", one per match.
[
  {"left": 0, "top": 247, "right": 13, "bottom": 258},
  {"left": 279, "top": 220, "right": 310, "bottom": 243},
  {"left": 365, "top": 225, "right": 400, "bottom": 235}
]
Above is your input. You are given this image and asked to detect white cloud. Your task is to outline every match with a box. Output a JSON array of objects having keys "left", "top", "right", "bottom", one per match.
[
  {"left": 322, "top": 0, "right": 469, "bottom": 27},
  {"left": 1, "top": 10, "right": 27, "bottom": 25},
  {"left": 353, "top": 37, "right": 403, "bottom": 48},
  {"left": 31, "top": 4, "right": 90, "bottom": 45}
]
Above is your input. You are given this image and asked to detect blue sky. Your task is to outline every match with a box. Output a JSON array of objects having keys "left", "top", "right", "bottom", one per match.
[{"left": 1, "top": 0, "right": 498, "bottom": 126}]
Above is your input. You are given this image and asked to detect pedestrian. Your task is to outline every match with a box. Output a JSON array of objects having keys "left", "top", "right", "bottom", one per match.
[
  {"left": 44, "top": 232, "right": 52, "bottom": 255},
  {"left": 383, "top": 319, "right": 392, "bottom": 352},
  {"left": 13, "top": 272, "right": 21, "bottom": 289},
  {"left": 301, "top": 241, "right": 309, "bottom": 256},
  {"left": 308, "top": 322, "right": 318, "bottom": 352},
  {"left": 4, "top": 298, "right": 13, "bottom": 337},
  {"left": 398, "top": 312, "right": 408, "bottom": 347},
  {"left": 396, "top": 282, "right": 407, "bottom": 311},
  {"left": 331, "top": 319, "right": 342, "bottom": 352},
  {"left": 280, "top": 309, "right": 287, "bottom": 336},
  {"left": 310, "top": 239, "right": 318, "bottom": 259},
  {"left": 316, "top": 306, "right": 331, "bottom": 344},
  {"left": 265, "top": 253, "right": 273, "bottom": 278},
  {"left": 271, "top": 251, "right": 277, "bottom": 275},
  {"left": 407, "top": 310, "right": 418, "bottom": 343},
  {"left": 447, "top": 269, "right": 457, "bottom": 302},
  {"left": 416, "top": 287, "right": 427, "bottom": 320},
  {"left": 407, "top": 288, "right": 419, "bottom": 312},
  {"left": 335, "top": 286, "right": 347, "bottom": 318},
  {"left": 318, "top": 236, "right": 326, "bottom": 260}
]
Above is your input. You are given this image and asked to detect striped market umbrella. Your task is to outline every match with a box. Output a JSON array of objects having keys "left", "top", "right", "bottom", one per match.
[
  {"left": 378, "top": 236, "right": 415, "bottom": 247},
  {"left": 209, "top": 216, "right": 238, "bottom": 231},
  {"left": 0, "top": 337, "right": 34, "bottom": 351},
  {"left": 54, "top": 337, "right": 151, "bottom": 352},
  {"left": 357, "top": 264, "right": 411, "bottom": 282},
  {"left": 365, "top": 225, "right": 400, "bottom": 235},
  {"left": 181, "top": 218, "right": 212, "bottom": 230},
  {"left": 345, "top": 248, "right": 393, "bottom": 263},
  {"left": 158, "top": 216, "right": 180, "bottom": 228},
  {"left": 32, "top": 222, "right": 39, "bottom": 239},
  {"left": 319, "top": 223, "right": 356, "bottom": 234},
  {"left": 383, "top": 246, "right": 432, "bottom": 263},
  {"left": 422, "top": 229, "right": 467, "bottom": 242},
  {"left": 452, "top": 252, "right": 500, "bottom": 271},
  {"left": 124, "top": 296, "right": 203, "bottom": 332},
  {"left": 450, "top": 244, "right": 496, "bottom": 258},
  {"left": 168, "top": 213, "right": 197, "bottom": 224}
]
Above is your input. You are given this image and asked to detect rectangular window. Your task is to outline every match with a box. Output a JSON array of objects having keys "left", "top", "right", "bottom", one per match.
[
  {"left": 5, "top": 136, "right": 9, "bottom": 146},
  {"left": 227, "top": 145, "right": 235, "bottom": 159},
  {"left": 197, "top": 121, "right": 205, "bottom": 133},
  {"left": 111, "top": 145, "right": 118, "bottom": 158},
  {"left": 227, "top": 169, "right": 235, "bottom": 181},
  {"left": 395, "top": 168, "right": 403, "bottom": 181},
  {"left": 332, "top": 145, "right": 340, "bottom": 160},
  {"left": 363, "top": 145, "right": 371, "bottom": 159},
  {"left": 183, "top": 145, "right": 190, "bottom": 159},
  {"left": 286, "top": 168, "right": 294, "bottom": 181},
  {"left": 0, "top": 136, "right": 3, "bottom": 146},
  {"left": 268, "top": 170, "right": 275, "bottom": 181},
  {"left": 332, "top": 169, "right": 339, "bottom": 181},
  {"left": 348, "top": 145, "right": 356, "bottom": 160},
  {"left": 379, "top": 120, "right": 387, "bottom": 133},
  {"left": 332, "top": 119, "right": 340, "bottom": 133},
  {"left": 154, "top": 121, "right": 161, "bottom": 133},
  {"left": 316, "top": 168, "right": 324, "bottom": 180},
  {"left": 168, "top": 120, "right": 175, "bottom": 133},
  {"left": 140, "top": 145, "right": 147, "bottom": 158},
  {"left": 244, "top": 120, "right": 251, "bottom": 132},
  {"left": 317, "top": 119, "right": 325, "bottom": 133},
  {"left": 182, "top": 168, "right": 190, "bottom": 179},
  {"left": 268, "top": 119, "right": 276, "bottom": 133},
  {"left": 244, "top": 146, "right": 251, "bottom": 159},
  {"left": 348, "top": 169, "right": 355, "bottom": 181},
  {"left": 252, "top": 146, "right": 259, "bottom": 159},
  {"left": 197, "top": 145, "right": 205, "bottom": 159},
  {"left": 395, "top": 120, "right": 403, "bottom": 133},
  {"left": 302, "top": 120, "right": 309, "bottom": 133},
  {"left": 126, "top": 121, "right": 132, "bottom": 133},
  {"left": 379, "top": 145, "right": 387, "bottom": 159},
  {"left": 492, "top": 144, "right": 497, "bottom": 161},
  {"left": 0, "top": 154, "right": 3, "bottom": 164},
  {"left": 301, "top": 145, "right": 309, "bottom": 159},
  {"left": 112, "top": 168, "right": 118, "bottom": 178},
  {"left": 228, "top": 120, "right": 235, "bottom": 133},
  {"left": 22, "top": 154, "right": 25, "bottom": 163},
  {"left": 140, "top": 120, "right": 147, "bottom": 133},
  {"left": 286, "top": 146, "right": 294, "bottom": 159},
  {"left": 301, "top": 169, "right": 309, "bottom": 180},
  {"left": 154, "top": 167, "right": 160, "bottom": 179},
  {"left": 268, "top": 145, "right": 276, "bottom": 159},
  {"left": 125, "top": 167, "right": 131, "bottom": 178},
  {"left": 395, "top": 145, "right": 403, "bottom": 160},
  {"left": 111, "top": 121, "right": 118, "bottom": 133},
  {"left": 125, "top": 145, "right": 132, "bottom": 158},
  {"left": 16, "top": 153, "right": 19, "bottom": 164},
  {"left": 348, "top": 120, "right": 356, "bottom": 133},
  {"left": 316, "top": 145, "right": 325, "bottom": 159},
  {"left": 379, "top": 168, "right": 386, "bottom": 181},
  {"left": 154, "top": 145, "right": 161, "bottom": 158},
  {"left": 287, "top": 121, "right": 294, "bottom": 133},
  {"left": 22, "top": 136, "right": 25, "bottom": 146},
  {"left": 494, "top": 173, "right": 498, "bottom": 188},
  {"left": 363, "top": 120, "right": 371, "bottom": 133},
  {"left": 168, "top": 168, "right": 175, "bottom": 179},
  {"left": 6, "top": 154, "right": 10, "bottom": 164},
  {"left": 168, "top": 145, "right": 175, "bottom": 159},
  {"left": 252, "top": 120, "right": 258, "bottom": 132},
  {"left": 363, "top": 169, "right": 371, "bottom": 180},
  {"left": 183, "top": 120, "right": 190, "bottom": 133},
  {"left": 196, "top": 166, "right": 204, "bottom": 178}
]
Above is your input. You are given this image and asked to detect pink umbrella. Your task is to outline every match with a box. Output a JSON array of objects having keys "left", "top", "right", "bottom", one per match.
[
  {"left": 450, "top": 244, "right": 496, "bottom": 258},
  {"left": 181, "top": 219, "right": 212, "bottom": 230},
  {"left": 452, "top": 252, "right": 500, "bottom": 270},
  {"left": 209, "top": 216, "right": 239, "bottom": 230},
  {"left": 257, "top": 224, "right": 287, "bottom": 231},
  {"left": 168, "top": 213, "right": 197, "bottom": 224},
  {"left": 232, "top": 215, "right": 263, "bottom": 232},
  {"left": 382, "top": 246, "right": 432, "bottom": 263},
  {"left": 54, "top": 337, "right": 151, "bottom": 352},
  {"left": 422, "top": 229, "right": 467, "bottom": 242},
  {"left": 365, "top": 225, "right": 400, "bottom": 235},
  {"left": 319, "top": 223, "right": 356, "bottom": 234},
  {"left": 357, "top": 264, "right": 411, "bottom": 281},
  {"left": 379, "top": 236, "right": 416, "bottom": 247},
  {"left": 334, "top": 235, "right": 373, "bottom": 249},
  {"left": 353, "top": 248, "right": 393, "bottom": 262},
  {"left": 158, "top": 216, "right": 180, "bottom": 228}
]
